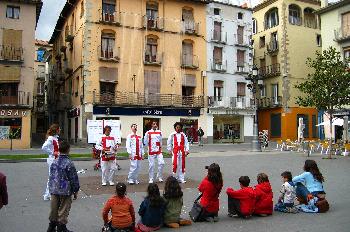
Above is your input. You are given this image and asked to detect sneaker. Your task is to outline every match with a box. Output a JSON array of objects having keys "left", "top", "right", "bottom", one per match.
[
  {"left": 228, "top": 213, "right": 238, "bottom": 218},
  {"left": 43, "top": 196, "right": 51, "bottom": 201},
  {"left": 158, "top": 178, "right": 163, "bottom": 183},
  {"left": 205, "top": 217, "right": 214, "bottom": 223},
  {"left": 102, "top": 182, "right": 107, "bottom": 186},
  {"left": 109, "top": 181, "right": 115, "bottom": 186},
  {"left": 149, "top": 179, "right": 154, "bottom": 184}
]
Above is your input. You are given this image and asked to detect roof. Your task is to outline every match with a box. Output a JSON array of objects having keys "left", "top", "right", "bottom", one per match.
[
  {"left": 316, "top": 0, "right": 350, "bottom": 15},
  {"left": 210, "top": 0, "right": 253, "bottom": 11},
  {"left": 4, "top": 0, "right": 43, "bottom": 25},
  {"left": 35, "top": 39, "right": 52, "bottom": 47},
  {"left": 253, "top": 0, "right": 321, "bottom": 12},
  {"left": 49, "top": 0, "right": 210, "bottom": 43}
]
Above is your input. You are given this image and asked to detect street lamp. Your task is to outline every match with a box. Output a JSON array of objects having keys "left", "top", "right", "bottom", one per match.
[
  {"left": 245, "top": 65, "right": 264, "bottom": 152},
  {"left": 131, "top": 74, "right": 136, "bottom": 93}
]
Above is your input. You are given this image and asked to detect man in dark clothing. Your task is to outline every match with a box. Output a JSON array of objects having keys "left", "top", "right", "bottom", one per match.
[
  {"left": 197, "top": 127, "right": 204, "bottom": 146},
  {"left": 0, "top": 172, "right": 8, "bottom": 209},
  {"left": 47, "top": 141, "right": 80, "bottom": 232}
]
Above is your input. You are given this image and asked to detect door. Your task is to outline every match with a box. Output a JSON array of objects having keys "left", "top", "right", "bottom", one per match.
[{"left": 182, "top": 42, "right": 193, "bottom": 66}]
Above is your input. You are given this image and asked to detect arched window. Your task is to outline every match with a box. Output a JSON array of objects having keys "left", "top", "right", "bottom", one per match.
[
  {"left": 252, "top": 18, "right": 257, "bottom": 34},
  {"left": 145, "top": 36, "right": 158, "bottom": 62},
  {"left": 265, "top": 8, "right": 279, "bottom": 29},
  {"left": 101, "top": 31, "right": 115, "bottom": 59},
  {"left": 289, "top": 4, "right": 301, "bottom": 25},
  {"left": 304, "top": 8, "right": 316, "bottom": 28}
]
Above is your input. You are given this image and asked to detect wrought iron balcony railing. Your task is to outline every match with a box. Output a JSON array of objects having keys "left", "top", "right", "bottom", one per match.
[
  {"left": 143, "top": 16, "right": 164, "bottom": 31},
  {"left": 211, "top": 60, "right": 227, "bottom": 72},
  {"left": 181, "top": 53, "right": 199, "bottom": 69},
  {"left": 208, "top": 96, "right": 255, "bottom": 109},
  {"left": 99, "top": 9, "right": 121, "bottom": 25},
  {"left": 144, "top": 52, "right": 162, "bottom": 65},
  {"left": 182, "top": 21, "right": 199, "bottom": 35},
  {"left": 0, "top": 45, "right": 24, "bottom": 62},
  {"left": 0, "top": 91, "right": 31, "bottom": 106},
  {"left": 98, "top": 45, "right": 120, "bottom": 62},
  {"left": 256, "top": 96, "right": 282, "bottom": 108}
]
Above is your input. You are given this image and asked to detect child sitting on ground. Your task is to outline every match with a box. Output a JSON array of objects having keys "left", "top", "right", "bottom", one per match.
[
  {"left": 226, "top": 176, "right": 256, "bottom": 218},
  {"left": 136, "top": 183, "right": 166, "bottom": 232},
  {"left": 274, "top": 171, "right": 298, "bottom": 213},
  {"left": 163, "top": 176, "right": 192, "bottom": 228},
  {"left": 102, "top": 182, "right": 135, "bottom": 231},
  {"left": 254, "top": 173, "right": 273, "bottom": 216}
]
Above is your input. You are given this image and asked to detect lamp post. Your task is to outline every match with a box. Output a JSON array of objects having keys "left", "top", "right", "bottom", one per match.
[
  {"left": 132, "top": 74, "right": 136, "bottom": 93},
  {"left": 245, "top": 65, "right": 263, "bottom": 152}
]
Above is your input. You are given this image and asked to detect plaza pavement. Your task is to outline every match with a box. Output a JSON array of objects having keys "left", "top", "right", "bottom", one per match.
[{"left": 0, "top": 149, "right": 349, "bottom": 232}]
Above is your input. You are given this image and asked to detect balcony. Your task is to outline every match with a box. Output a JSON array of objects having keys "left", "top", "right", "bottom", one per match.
[
  {"left": 211, "top": 60, "right": 227, "bottom": 73},
  {"left": 98, "top": 45, "right": 120, "bottom": 62},
  {"left": 207, "top": 96, "right": 254, "bottom": 109},
  {"left": 236, "top": 63, "right": 249, "bottom": 73},
  {"left": 92, "top": 91, "right": 205, "bottom": 108},
  {"left": 257, "top": 96, "right": 282, "bottom": 108},
  {"left": 144, "top": 52, "right": 162, "bottom": 66},
  {"left": 181, "top": 54, "right": 199, "bottom": 69},
  {"left": 0, "top": 45, "right": 24, "bottom": 62},
  {"left": 36, "top": 71, "right": 46, "bottom": 81},
  {"left": 259, "top": 63, "right": 281, "bottom": 77},
  {"left": 182, "top": 21, "right": 199, "bottom": 35},
  {"left": 334, "top": 27, "right": 350, "bottom": 42},
  {"left": 211, "top": 31, "right": 227, "bottom": 44},
  {"left": 234, "top": 34, "right": 251, "bottom": 47},
  {"left": 99, "top": 9, "right": 121, "bottom": 25},
  {"left": 266, "top": 41, "right": 279, "bottom": 54},
  {"left": 143, "top": 16, "right": 164, "bottom": 31},
  {"left": 0, "top": 91, "right": 31, "bottom": 106},
  {"left": 304, "top": 19, "right": 318, "bottom": 29}
]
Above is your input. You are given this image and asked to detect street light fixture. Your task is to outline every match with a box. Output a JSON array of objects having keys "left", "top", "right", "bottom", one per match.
[
  {"left": 131, "top": 74, "right": 136, "bottom": 93},
  {"left": 245, "top": 65, "right": 264, "bottom": 152}
]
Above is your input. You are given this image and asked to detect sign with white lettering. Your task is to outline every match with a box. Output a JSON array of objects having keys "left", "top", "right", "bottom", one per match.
[{"left": 0, "top": 109, "right": 27, "bottom": 118}]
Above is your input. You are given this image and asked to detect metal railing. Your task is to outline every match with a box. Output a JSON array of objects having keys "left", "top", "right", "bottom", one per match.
[
  {"left": 144, "top": 52, "right": 162, "bottom": 65},
  {"left": 259, "top": 63, "right": 281, "bottom": 77},
  {"left": 208, "top": 96, "right": 255, "bottom": 109},
  {"left": 212, "top": 31, "right": 227, "bottom": 44},
  {"left": 304, "top": 19, "right": 318, "bottom": 29},
  {"left": 211, "top": 60, "right": 227, "bottom": 72},
  {"left": 182, "top": 21, "right": 199, "bottom": 35},
  {"left": 334, "top": 27, "right": 350, "bottom": 42},
  {"left": 234, "top": 34, "right": 251, "bottom": 47},
  {"left": 143, "top": 16, "right": 164, "bottom": 30},
  {"left": 92, "top": 91, "right": 205, "bottom": 108},
  {"left": 181, "top": 53, "right": 199, "bottom": 69},
  {"left": 267, "top": 41, "right": 279, "bottom": 53},
  {"left": 236, "top": 63, "right": 249, "bottom": 73},
  {"left": 99, "top": 9, "right": 121, "bottom": 25},
  {"left": 36, "top": 71, "right": 46, "bottom": 80},
  {"left": 0, "top": 91, "right": 31, "bottom": 106},
  {"left": 0, "top": 45, "right": 24, "bottom": 62},
  {"left": 98, "top": 45, "right": 120, "bottom": 62},
  {"left": 257, "top": 96, "right": 282, "bottom": 108}
]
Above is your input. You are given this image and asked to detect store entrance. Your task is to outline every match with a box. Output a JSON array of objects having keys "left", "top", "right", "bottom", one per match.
[{"left": 213, "top": 115, "right": 243, "bottom": 143}]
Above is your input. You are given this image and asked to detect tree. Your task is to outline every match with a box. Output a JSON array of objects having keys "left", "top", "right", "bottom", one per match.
[{"left": 295, "top": 47, "right": 350, "bottom": 159}]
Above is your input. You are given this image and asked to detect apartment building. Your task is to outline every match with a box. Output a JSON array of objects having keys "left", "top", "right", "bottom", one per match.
[
  {"left": 206, "top": 1, "right": 254, "bottom": 143},
  {"left": 0, "top": 0, "right": 42, "bottom": 149},
  {"left": 49, "top": 0, "right": 208, "bottom": 144},
  {"left": 252, "top": 0, "right": 321, "bottom": 141}
]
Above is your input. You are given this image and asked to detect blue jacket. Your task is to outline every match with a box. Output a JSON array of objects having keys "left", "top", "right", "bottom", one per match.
[
  {"left": 292, "top": 172, "right": 324, "bottom": 193},
  {"left": 49, "top": 154, "right": 80, "bottom": 196},
  {"left": 139, "top": 197, "right": 165, "bottom": 227}
]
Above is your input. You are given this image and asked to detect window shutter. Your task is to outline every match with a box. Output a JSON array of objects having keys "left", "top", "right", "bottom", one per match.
[
  {"left": 237, "top": 82, "right": 246, "bottom": 96},
  {"left": 3, "top": 29, "right": 22, "bottom": 47}
]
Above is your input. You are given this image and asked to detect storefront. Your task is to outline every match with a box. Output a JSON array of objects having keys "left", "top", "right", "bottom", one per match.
[
  {"left": 0, "top": 108, "right": 31, "bottom": 149},
  {"left": 213, "top": 115, "right": 244, "bottom": 143}
]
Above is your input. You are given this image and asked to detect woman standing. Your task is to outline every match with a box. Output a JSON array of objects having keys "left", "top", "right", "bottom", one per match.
[{"left": 42, "top": 124, "right": 60, "bottom": 201}]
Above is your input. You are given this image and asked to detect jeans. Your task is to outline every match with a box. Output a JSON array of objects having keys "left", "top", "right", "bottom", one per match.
[
  {"left": 228, "top": 196, "right": 243, "bottom": 217},
  {"left": 295, "top": 183, "right": 325, "bottom": 203}
]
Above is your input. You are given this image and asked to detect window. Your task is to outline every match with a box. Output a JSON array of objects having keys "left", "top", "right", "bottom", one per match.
[
  {"left": 213, "top": 21, "right": 222, "bottom": 41},
  {"left": 80, "top": 1, "right": 84, "bottom": 18},
  {"left": 252, "top": 18, "right": 257, "bottom": 34},
  {"left": 182, "top": 41, "right": 194, "bottom": 66},
  {"left": 145, "top": 37, "right": 158, "bottom": 62},
  {"left": 102, "top": 0, "right": 116, "bottom": 15},
  {"left": 265, "top": 8, "right": 279, "bottom": 29},
  {"left": 237, "top": 82, "right": 246, "bottom": 96},
  {"left": 289, "top": 5, "right": 301, "bottom": 25},
  {"left": 341, "top": 12, "right": 350, "bottom": 38},
  {"left": 213, "top": 47, "right": 222, "bottom": 64},
  {"left": 237, "top": 50, "right": 245, "bottom": 67},
  {"left": 271, "top": 84, "right": 278, "bottom": 104},
  {"left": 259, "top": 36, "right": 265, "bottom": 47},
  {"left": 270, "top": 32, "right": 278, "bottom": 51},
  {"left": 214, "top": 8, "right": 220, "bottom": 16},
  {"left": 297, "top": 114, "right": 309, "bottom": 138},
  {"left": 304, "top": 8, "right": 316, "bottom": 28},
  {"left": 0, "top": 118, "right": 22, "bottom": 139},
  {"left": 75, "top": 76, "right": 79, "bottom": 96},
  {"left": 182, "top": 9, "right": 195, "bottom": 33},
  {"left": 146, "top": 2, "right": 158, "bottom": 20},
  {"left": 101, "top": 32, "right": 115, "bottom": 59},
  {"left": 37, "top": 82, "right": 45, "bottom": 95},
  {"left": 238, "top": 12, "right": 243, "bottom": 20},
  {"left": 100, "top": 82, "right": 116, "bottom": 103},
  {"left": 260, "top": 85, "right": 266, "bottom": 97},
  {"left": 344, "top": 47, "right": 350, "bottom": 59},
  {"left": 316, "top": 34, "right": 322, "bottom": 47},
  {"left": 6, "top": 6, "right": 20, "bottom": 19},
  {"left": 237, "top": 26, "right": 244, "bottom": 44},
  {"left": 214, "top": 80, "right": 223, "bottom": 101},
  {"left": 270, "top": 113, "right": 281, "bottom": 137}
]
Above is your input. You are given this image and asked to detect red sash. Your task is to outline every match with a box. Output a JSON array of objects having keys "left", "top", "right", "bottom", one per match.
[
  {"left": 53, "top": 139, "right": 59, "bottom": 159},
  {"left": 173, "top": 133, "right": 185, "bottom": 173},
  {"left": 148, "top": 131, "right": 162, "bottom": 155},
  {"left": 101, "top": 136, "right": 116, "bottom": 161},
  {"left": 131, "top": 135, "right": 142, "bottom": 160}
]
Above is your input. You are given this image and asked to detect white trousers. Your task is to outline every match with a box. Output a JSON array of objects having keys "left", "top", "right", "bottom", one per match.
[
  {"left": 101, "top": 159, "right": 117, "bottom": 184},
  {"left": 128, "top": 159, "right": 141, "bottom": 182},
  {"left": 148, "top": 154, "right": 165, "bottom": 181},
  {"left": 172, "top": 153, "right": 185, "bottom": 182},
  {"left": 44, "top": 157, "right": 54, "bottom": 199}
]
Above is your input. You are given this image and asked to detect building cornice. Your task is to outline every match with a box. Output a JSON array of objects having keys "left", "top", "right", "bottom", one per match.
[
  {"left": 316, "top": 0, "right": 350, "bottom": 15},
  {"left": 253, "top": 0, "right": 320, "bottom": 12}
]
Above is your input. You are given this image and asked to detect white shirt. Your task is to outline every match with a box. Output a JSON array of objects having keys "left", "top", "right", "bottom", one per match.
[
  {"left": 95, "top": 134, "right": 118, "bottom": 155},
  {"left": 279, "top": 182, "right": 296, "bottom": 204},
  {"left": 126, "top": 133, "right": 144, "bottom": 159},
  {"left": 42, "top": 135, "right": 59, "bottom": 158},
  {"left": 167, "top": 131, "right": 189, "bottom": 154},
  {"left": 144, "top": 129, "right": 162, "bottom": 154}
]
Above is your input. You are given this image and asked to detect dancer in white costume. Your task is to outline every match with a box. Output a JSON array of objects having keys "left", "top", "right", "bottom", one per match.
[
  {"left": 167, "top": 122, "right": 189, "bottom": 183},
  {"left": 126, "top": 124, "right": 144, "bottom": 184},
  {"left": 95, "top": 126, "right": 119, "bottom": 186},
  {"left": 144, "top": 121, "right": 165, "bottom": 183},
  {"left": 42, "top": 124, "right": 60, "bottom": 201}
]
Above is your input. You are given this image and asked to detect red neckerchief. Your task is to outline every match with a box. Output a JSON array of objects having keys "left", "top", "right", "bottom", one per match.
[
  {"left": 148, "top": 131, "right": 162, "bottom": 155},
  {"left": 53, "top": 139, "right": 59, "bottom": 159},
  {"left": 101, "top": 136, "right": 116, "bottom": 161},
  {"left": 131, "top": 135, "right": 142, "bottom": 160},
  {"left": 173, "top": 133, "right": 185, "bottom": 173}
]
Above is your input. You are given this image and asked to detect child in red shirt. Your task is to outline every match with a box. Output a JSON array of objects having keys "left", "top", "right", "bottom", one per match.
[
  {"left": 226, "top": 176, "right": 256, "bottom": 218},
  {"left": 254, "top": 173, "right": 273, "bottom": 216}
]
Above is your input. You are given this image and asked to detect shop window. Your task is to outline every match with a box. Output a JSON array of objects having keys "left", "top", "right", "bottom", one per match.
[
  {"left": 270, "top": 113, "right": 281, "bottom": 137},
  {"left": 143, "top": 118, "right": 160, "bottom": 136},
  {"left": 6, "top": 6, "right": 20, "bottom": 19},
  {"left": 0, "top": 118, "right": 22, "bottom": 139},
  {"left": 297, "top": 114, "right": 309, "bottom": 138}
]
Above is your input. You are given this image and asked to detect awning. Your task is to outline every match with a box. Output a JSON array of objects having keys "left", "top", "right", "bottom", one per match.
[
  {"left": 182, "top": 74, "right": 196, "bottom": 87},
  {"left": 0, "top": 65, "right": 20, "bottom": 83},
  {"left": 99, "top": 67, "right": 118, "bottom": 83}
]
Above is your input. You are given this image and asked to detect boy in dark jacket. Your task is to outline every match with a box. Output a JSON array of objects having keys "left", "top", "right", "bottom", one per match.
[
  {"left": 254, "top": 173, "right": 273, "bottom": 216},
  {"left": 226, "top": 176, "right": 256, "bottom": 218},
  {"left": 47, "top": 141, "right": 80, "bottom": 232}
]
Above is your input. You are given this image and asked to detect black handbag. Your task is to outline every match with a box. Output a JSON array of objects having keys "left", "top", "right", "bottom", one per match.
[{"left": 189, "top": 194, "right": 203, "bottom": 222}]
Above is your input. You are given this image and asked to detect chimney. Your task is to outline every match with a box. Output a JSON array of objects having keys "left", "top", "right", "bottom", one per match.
[{"left": 321, "top": 0, "right": 328, "bottom": 8}]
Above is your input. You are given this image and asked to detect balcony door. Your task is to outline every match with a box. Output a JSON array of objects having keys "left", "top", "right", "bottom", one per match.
[
  {"left": 100, "top": 82, "right": 116, "bottom": 104},
  {"left": 0, "top": 83, "right": 18, "bottom": 104},
  {"left": 182, "top": 41, "right": 193, "bottom": 66},
  {"left": 146, "top": 2, "right": 158, "bottom": 27},
  {"left": 271, "top": 84, "right": 278, "bottom": 104},
  {"left": 214, "top": 80, "right": 223, "bottom": 102},
  {"left": 145, "top": 37, "right": 158, "bottom": 63},
  {"left": 342, "top": 12, "right": 350, "bottom": 38},
  {"left": 102, "top": 0, "right": 116, "bottom": 21},
  {"left": 101, "top": 33, "right": 115, "bottom": 59},
  {"left": 237, "top": 26, "right": 244, "bottom": 44},
  {"left": 213, "top": 21, "right": 221, "bottom": 41},
  {"left": 182, "top": 9, "right": 194, "bottom": 31}
]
